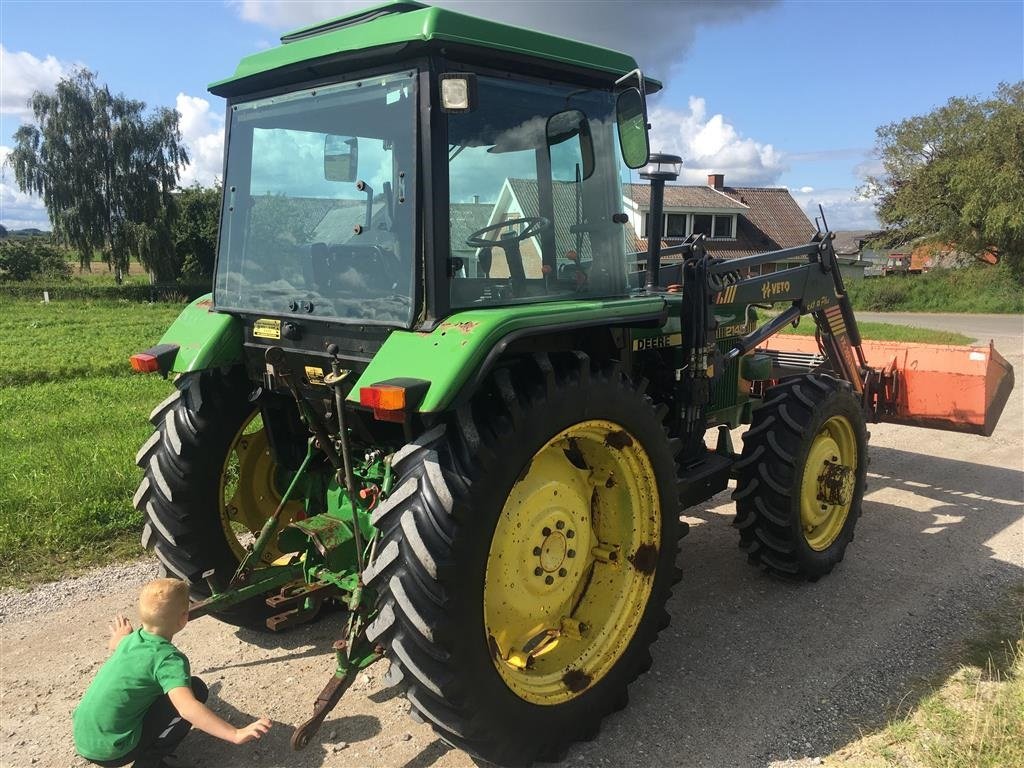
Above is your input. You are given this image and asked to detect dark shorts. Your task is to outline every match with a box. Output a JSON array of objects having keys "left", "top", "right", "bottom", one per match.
[{"left": 87, "top": 676, "right": 208, "bottom": 768}]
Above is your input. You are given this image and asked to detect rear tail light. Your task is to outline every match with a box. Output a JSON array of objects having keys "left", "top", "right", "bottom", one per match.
[
  {"left": 130, "top": 353, "right": 160, "bottom": 373},
  {"left": 128, "top": 344, "right": 179, "bottom": 378},
  {"left": 358, "top": 378, "right": 430, "bottom": 422}
]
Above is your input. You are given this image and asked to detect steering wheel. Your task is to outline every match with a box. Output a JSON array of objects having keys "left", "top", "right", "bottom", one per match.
[{"left": 465, "top": 216, "right": 551, "bottom": 248}]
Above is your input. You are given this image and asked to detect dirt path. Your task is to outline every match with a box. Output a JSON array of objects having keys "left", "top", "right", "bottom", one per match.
[{"left": 2, "top": 338, "right": 1020, "bottom": 768}]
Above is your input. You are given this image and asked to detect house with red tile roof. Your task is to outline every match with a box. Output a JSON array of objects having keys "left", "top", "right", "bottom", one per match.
[{"left": 625, "top": 173, "right": 819, "bottom": 274}]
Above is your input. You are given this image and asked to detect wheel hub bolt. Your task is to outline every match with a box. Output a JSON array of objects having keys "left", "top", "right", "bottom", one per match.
[
  {"left": 566, "top": 530, "right": 575, "bottom": 539},
  {"left": 534, "top": 567, "right": 543, "bottom": 576},
  {"left": 558, "top": 568, "right": 567, "bottom": 577},
  {"left": 542, "top": 527, "right": 551, "bottom": 536},
  {"left": 556, "top": 521, "right": 565, "bottom": 530},
  {"left": 567, "top": 549, "right": 576, "bottom": 558},
  {"left": 545, "top": 575, "right": 554, "bottom": 585},
  {"left": 533, "top": 546, "right": 542, "bottom": 556}
]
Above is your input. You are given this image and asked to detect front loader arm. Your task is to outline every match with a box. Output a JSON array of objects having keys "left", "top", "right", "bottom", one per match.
[
  {"left": 698, "top": 234, "right": 1014, "bottom": 436},
  {"left": 706, "top": 234, "right": 866, "bottom": 393}
]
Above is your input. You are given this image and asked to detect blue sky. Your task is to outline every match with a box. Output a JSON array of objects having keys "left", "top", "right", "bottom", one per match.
[{"left": 2, "top": 0, "right": 1022, "bottom": 230}]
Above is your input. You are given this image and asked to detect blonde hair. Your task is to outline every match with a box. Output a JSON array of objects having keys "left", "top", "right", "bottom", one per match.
[{"left": 138, "top": 578, "right": 190, "bottom": 633}]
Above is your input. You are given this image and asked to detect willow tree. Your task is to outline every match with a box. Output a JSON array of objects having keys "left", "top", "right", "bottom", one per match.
[{"left": 9, "top": 69, "right": 189, "bottom": 282}]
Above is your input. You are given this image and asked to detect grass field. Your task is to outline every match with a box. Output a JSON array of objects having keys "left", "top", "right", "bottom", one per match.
[
  {"left": 0, "top": 299, "right": 181, "bottom": 586},
  {"left": 0, "top": 297, "right": 983, "bottom": 587}
]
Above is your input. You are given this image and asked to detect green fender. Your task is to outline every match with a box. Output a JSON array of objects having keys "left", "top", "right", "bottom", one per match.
[
  {"left": 160, "top": 294, "right": 243, "bottom": 374},
  {"left": 348, "top": 296, "right": 667, "bottom": 413}
]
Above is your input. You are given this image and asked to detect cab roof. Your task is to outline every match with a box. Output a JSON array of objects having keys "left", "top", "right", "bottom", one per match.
[{"left": 210, "top": 1, "right": 658, "bottom": 97}]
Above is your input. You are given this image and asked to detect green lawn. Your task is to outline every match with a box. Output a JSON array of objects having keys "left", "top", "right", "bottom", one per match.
[
  {"left": 0, "top": 299, "right": 180, "bottom": 586},
  {"left": 0, "top": 300, "right": 183, "bottom": 386}
]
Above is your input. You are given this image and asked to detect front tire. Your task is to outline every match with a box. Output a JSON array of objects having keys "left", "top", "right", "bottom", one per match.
[
  {"left": 732, "top": 374, "right": 868, "bottom": 580},
  {"left": 363, "top": 353, "right": 680, "bottom": 766}
]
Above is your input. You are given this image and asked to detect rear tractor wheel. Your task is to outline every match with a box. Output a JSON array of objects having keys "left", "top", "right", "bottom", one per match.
[
  {"left": 733, "top": 373, "right": 868, "bottom": 580},
  {"left": 134, "top": 368, "right": 306, "bottom": 628},
  {"left": 363, "top": 353, "right": 681, "bottom": 766}
]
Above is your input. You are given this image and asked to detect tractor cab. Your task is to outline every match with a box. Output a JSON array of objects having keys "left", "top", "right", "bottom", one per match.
[{"left": 209, "top": 0, "right": 654, "bottom": 338}]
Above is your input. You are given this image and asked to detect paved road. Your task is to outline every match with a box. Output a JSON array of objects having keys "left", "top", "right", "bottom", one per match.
[
  {"left": 856, "top": 311, "right": 1023, "bottom": 348},
  {"left": 2, "top": 322, "right": 1021, "bottom": 768}
]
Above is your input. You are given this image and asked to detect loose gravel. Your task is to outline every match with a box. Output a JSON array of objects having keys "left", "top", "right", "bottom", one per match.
[{"left": 0, "top": 559, "right": 159, "bottom": 625}]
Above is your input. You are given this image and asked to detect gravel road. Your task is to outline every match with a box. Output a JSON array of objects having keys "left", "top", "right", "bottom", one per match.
[{"left": 2, "top": 316, "right": 1021, "bottom": 768}]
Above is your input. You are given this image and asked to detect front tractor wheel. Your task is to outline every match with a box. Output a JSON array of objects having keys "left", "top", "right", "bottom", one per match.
[
  {"left": 134, "top": 368, "right": 305, "bottom": 628},
  {"left": 733, "top": 374, "right": 868, "bottom": 580},
  {"left": 363, "top": 353, "right": 680, "bottom": 766}
]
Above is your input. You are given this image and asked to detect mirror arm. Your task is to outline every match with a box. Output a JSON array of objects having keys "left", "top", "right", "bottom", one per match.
[{"left": 614, "top": 68, "right": 647, "bottom": 99}]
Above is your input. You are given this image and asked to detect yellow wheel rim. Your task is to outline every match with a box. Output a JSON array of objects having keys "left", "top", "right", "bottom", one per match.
[
  {"left": 483, "top": 420, "right": 661, "bottom": 705},
  {"left": 218, "top": 412, "right": 304, "bottom": 563},
  {"left": 800, "top": 415, "right": 858, "bottom": 551}
]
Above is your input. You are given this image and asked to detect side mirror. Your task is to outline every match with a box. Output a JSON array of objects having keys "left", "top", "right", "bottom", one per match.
[
  {"left": 324, "top": 135, "right": 358, "bottom": 182},
  {"left": 546, "top": 109, "right": 595, "bottom": 181},
  {"left": 616, "top": 88, "right": 650, "bottom": 169}
]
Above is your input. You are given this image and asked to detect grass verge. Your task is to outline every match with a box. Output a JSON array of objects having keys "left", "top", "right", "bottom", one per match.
[
  {"left": 826, "top": 586, "right": 1024, "bottom": 768},
  {"left": 848, "top": 263, "right": 1024, "bottom": 314},
  {"left": 781, "top": 318, "right": 974, "bottom": 346}
]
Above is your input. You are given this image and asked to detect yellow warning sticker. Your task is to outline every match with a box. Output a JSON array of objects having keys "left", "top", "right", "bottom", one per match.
[
  {"left": 253, "top": 319, "right": 281, "bottom": 340},
  {"left": 305, "top": 366, "right": 326, "bottom": 386}
]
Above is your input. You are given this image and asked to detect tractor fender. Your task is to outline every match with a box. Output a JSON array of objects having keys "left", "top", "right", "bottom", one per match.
[
  {"left": 159, "top": 294, "right": 243, "bottom": 374},
  {"left": 347, "top": 297, "right": 667, "bottom": 413}
]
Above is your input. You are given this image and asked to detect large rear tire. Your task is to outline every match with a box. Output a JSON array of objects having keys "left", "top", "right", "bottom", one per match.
[
  {"left": 732, "top": 374, "right": 868, "bottom": 580},
  {"left": 134, "top": 368, "right": 304, "bottom": 628},
  {"left": 363, "top": 353, "right": 681, "bottom": 766}
]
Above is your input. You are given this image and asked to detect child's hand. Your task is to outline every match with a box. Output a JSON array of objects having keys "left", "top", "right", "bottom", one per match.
[
  {"left": 232, "top": 717, "right": 271, "bottom": 745},
  {"left": 107, "top": 614, "right": 133, "bottom": 650}
]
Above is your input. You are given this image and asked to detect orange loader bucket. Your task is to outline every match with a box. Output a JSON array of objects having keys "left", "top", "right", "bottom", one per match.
[{"left": 757, "top": 336, "right": 1015, "bottom": 437}]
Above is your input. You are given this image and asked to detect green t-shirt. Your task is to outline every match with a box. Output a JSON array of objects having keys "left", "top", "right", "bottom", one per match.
[{"left": 73, "top": 628, "right": 191, "bottom": 761}]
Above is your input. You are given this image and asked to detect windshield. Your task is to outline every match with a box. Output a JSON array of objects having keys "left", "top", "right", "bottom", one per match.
[
  {"left": 447, "top": 76, "right": 628, "bottom": 309},
  {"left": 214, "top": 70, "right": 417, "bottom": 325}
]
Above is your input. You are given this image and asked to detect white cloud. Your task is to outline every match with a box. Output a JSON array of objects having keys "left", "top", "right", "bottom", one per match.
[
  {"left": 790, "top": 187, "right": 880, "bottom": 231},
  {"left": 799, "top": 185, "right": 814, "bottom": 194},
  {"left": 648, "top": 97, "right": 786, "bottom": 186},
  {"left": 175, "top": 93, "right": 225, "bottom": 187},
  {"left": 0, "top": 45, "right": 74, "bottom": 122},
  {"left": 0, "top": 146, "right": 50, "bottom": 230},
  {"left": 229, "top": 1, "right": 774, "bottom": 69}
]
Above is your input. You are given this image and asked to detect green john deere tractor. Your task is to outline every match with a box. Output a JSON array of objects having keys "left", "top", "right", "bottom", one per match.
[{"left": 130, "top": 2, "right": 1013, "bottom": 764}]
